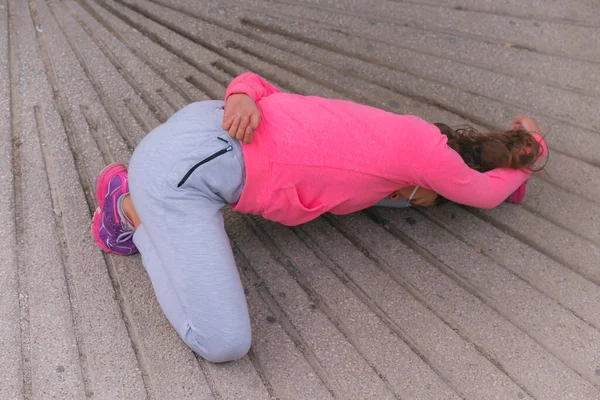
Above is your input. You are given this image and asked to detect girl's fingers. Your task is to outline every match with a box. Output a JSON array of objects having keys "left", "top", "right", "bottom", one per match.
[
  {"left": 228, "top": 114, "right": 241, "bottom": 138},
  {"left": 250, "top": 112, "right": 260, "bottom": 131},
  {"left": 242, "top": 113, "right": 260, "bottom": 144},
  {"left": 224, "top": 118, "right": 235, "bottom": 131},
  {"left": 244, "top": 126, "right": 254, "bottom": 144},
  {"left": 236, "top": 115, "right": 249, "bottom": 141},
  {"left": 222, "top": 115, "right": 233, "bottom": 130},
  {"left": 512, "top": 115, "right": 538, "bottom": 131},
  {"left": 224, "top": 109, "right": 260, "bottom": 143},
  {"left": 412, "top": 195, "right": 425, "bottom": 206}
]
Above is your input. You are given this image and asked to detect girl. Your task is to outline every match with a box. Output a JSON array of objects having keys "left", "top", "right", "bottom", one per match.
[{"left": 92, "top": 72, "right": 546, "bottom": 363}]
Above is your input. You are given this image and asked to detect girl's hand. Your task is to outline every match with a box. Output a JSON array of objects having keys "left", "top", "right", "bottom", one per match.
[
  {"left": 409, "top": 186, "right": 439, "bottom": 207},
  {"left": 510, "top": 115, "right": 540, "bottom": 133},
  {"left": 390, "top": 186, "right": 438, "bottom": 207},
  {"left": 222, "top": 93, "right": 261, "bottom": 144}
]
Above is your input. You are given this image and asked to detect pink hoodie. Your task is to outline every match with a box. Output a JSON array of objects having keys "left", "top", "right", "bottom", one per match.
[{"left": 227, "top": 72, "right": 546, "bottom": 226}]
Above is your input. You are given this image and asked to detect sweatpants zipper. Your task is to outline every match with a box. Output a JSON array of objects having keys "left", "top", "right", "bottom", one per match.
[{"left": 177, "top": 140, "right": 233, "bottom": 187}]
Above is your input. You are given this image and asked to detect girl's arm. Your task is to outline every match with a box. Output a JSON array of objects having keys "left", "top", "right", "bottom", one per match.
[
  {"left": 225, "top": 72, "right": 281, "bottom": 102},
  {"left": 421, "top": 133, "right": 547, "bottom": 209}
]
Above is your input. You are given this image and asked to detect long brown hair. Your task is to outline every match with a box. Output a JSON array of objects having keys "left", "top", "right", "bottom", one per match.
[
  {"left": 434, "top": 123, "right": 545, "bottom": 173},
  {"left": 433, "top": 123, "right": 546, "bottom": 205}
]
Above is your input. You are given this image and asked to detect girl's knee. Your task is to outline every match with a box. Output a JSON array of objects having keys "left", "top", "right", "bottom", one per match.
[{"left": 184, "top": 324, "right": 251, "bottom": 363}]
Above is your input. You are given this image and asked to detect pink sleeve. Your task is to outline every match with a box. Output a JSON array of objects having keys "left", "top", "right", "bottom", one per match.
[
  {"left": 421, "top": 134, "right": 547, "bottom": 209},
  {"left": 225, "top": 72, "right": 281, "bottom": 102}
]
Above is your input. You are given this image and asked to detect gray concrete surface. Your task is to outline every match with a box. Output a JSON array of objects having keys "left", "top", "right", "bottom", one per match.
[{"left": 2, "top": 0, "right": 599, "bottom": 399}]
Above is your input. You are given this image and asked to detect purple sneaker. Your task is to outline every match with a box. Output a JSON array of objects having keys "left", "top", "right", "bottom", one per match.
[{"left": 91, "top": 163, "right": 138, "bottom": 255}]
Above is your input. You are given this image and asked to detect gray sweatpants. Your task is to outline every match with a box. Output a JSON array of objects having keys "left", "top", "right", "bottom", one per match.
[
  {"left": 129, "top": 101, "right": 250, "bottom": 363},
  {"left": 128, "top": 100, "right": 409, "bottom": 363}
]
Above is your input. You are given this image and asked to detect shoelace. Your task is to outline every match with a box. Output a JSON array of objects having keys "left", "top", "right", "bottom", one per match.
[{"left": 116, "top": 230, "right": 134, "bottom": 244}]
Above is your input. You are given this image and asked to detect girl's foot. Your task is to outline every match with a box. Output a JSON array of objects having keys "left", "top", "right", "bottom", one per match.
[
  {"left": 506, "top": 181, "right": 527, "bottom": 203},
  {"left": 92, "top": 163, "right": 138, "bottom": 255}
]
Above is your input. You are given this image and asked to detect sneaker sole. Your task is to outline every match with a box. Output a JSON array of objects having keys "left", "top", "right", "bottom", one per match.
[{"left": 96, "top": 163, "right": 127, "bottom": 210}]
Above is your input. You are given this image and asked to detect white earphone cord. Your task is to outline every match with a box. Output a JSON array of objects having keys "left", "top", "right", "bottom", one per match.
[{"left": 406, "top": 185, "right": 420, "bottom": 206}]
